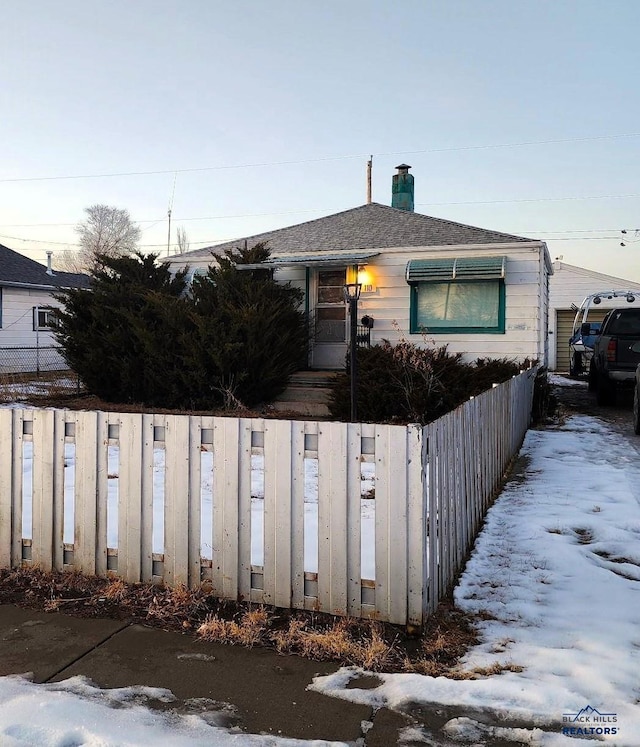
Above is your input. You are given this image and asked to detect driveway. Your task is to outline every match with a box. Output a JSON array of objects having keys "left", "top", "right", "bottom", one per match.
[{"left": 550, "top": 373, "right": 639, "bottom": 443}]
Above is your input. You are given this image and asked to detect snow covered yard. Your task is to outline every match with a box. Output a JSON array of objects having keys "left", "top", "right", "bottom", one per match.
[{"left": 312, "top": 412, "right": 640, "bottom": 745}]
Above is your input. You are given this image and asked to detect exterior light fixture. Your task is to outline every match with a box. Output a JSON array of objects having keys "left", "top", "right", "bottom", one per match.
[
  {"left": 627, "top": 294, "right": 636, "bottom": 303},
  {"left": 593, "top": 296, "right": 602, "bottom": 305},
  {"left": 343, "top": 283, "right": 362, "bottom": 303},
  {"left": 343, "top": 282, "right": 362, "bottom": 421}
]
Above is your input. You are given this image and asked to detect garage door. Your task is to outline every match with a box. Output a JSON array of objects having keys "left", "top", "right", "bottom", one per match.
[{"left": 555, "top": 309, "right": 609, "bottom": 371}]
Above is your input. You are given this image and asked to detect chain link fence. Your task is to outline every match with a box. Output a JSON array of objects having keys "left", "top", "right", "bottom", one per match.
[{"left": 0, "top": 346, "right": 82, "bottom": 402}]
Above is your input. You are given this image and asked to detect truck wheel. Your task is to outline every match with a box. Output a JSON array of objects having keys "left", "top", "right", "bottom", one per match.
[
  {"left": 596, "top": 375, "right": 614, "bottom": 406},
  {"left": 570, "top": 352, "right": 582, "bottom": 377},
  {"left": 634, "top": 388, "right": 640, "bottom": 435},
  {"left": 588, "top": 362, "right": 597, "bottom": 392}
]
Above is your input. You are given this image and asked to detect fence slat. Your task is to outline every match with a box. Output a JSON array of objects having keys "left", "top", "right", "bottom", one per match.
[
  {"left": 212, "top": 418, "right": 241, "bottom": 599},
  {"left": 317, "top": 422, "right": 348, "bottom": 616},
  {"left": 263, "top": 419, "right": 287, "bottom": 607},
  {"left": 406, "top": 424, "right": 424, "bottom": 628},
  {"left": 0, "top": 410, "right": 14, "bottom": 568},
  {"left": 74, "top": 410, "right": 98, "bottom": 574},
  {"left": 118, "top": 413, "right": 143, "bottom": 582},
  {"left": 140, "top": 413, "right": 155, "bottom": 582},
  {"left": 290, "top": 421, "right": 306, "bottom": 610},
  {"left": 52, "top": 410, "right": 66, "bottom": 571},
  {"left": 31, "top": 410, "right": 55, "bottom": 570},
  {"left": 95, "top": 411, "right": 109, "bottom": 577},
  {"left": 164, "top": 415, "right": 191, "bottom": 586},
  {"left": 346, "top": 422, "right": 362, "bottom": 617},
  {"left": 11, "top": 410, "right": 24, "bottom": 567},
  {"left": 237, "top": 418, "right": 253, "bottom": 601},
  {"left": 188, "top": 416, "right": 202, "bottom": 589}
]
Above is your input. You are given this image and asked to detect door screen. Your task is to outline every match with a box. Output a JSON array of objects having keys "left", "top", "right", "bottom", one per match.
[{"left": 315, "top": 270, "right": 346, "bottom": 342}]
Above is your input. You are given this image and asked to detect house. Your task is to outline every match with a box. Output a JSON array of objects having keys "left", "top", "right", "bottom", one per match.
[
  {"left": 0, "top": 243, "right": 88, "bottom": 372},
  {"left": 168, "top": 166, "right": 553, "bottom": 369},
  {"left": 549, "top": 261, "right": 640, "bottom": 371}
]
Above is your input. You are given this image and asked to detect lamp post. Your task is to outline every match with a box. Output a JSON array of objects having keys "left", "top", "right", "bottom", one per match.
[{"left": 343, "top": 282, "right": 362, "bottom": 422}]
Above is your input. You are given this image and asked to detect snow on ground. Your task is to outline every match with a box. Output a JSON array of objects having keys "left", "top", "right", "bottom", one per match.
[
  {"left": 312, "top": 414, "right": 640, "bottom": 745},
  {"left": 548, "top": 373, "right": 588, "bottom": 388},
  {"left": 0, "top": 675, "right": 349, "bottom": 747}
]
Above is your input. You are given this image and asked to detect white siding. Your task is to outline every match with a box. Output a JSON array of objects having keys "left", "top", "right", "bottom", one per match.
[
  {"left": 0, "top": 287, "right": 61, "bottom": 347},
  {"left": 548, "top": 262, "right": 640, "bottom": 369},
  {"left": 168, "top": 243, "right": 550, "bottom": 366},
  {"left": 341, "top": 245, "right": 547, "bottom": 363}
]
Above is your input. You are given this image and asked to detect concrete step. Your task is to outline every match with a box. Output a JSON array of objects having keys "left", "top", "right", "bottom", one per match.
[
  {"left": 276, "top": 387, "right": 331, "bottom": 404},
  {"left": 287, "top": 371, "right": 338, "bottom": 388},
  {"left": 271, "top": 400, "right": 330, "bottom": 418},
  {"left": 270, "top": 371, "right": 336, "bottom": 417}
]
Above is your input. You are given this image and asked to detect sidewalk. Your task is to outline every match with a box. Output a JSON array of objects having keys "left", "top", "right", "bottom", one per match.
[{"left": 0, "top": 603, "right": 417, "bottom": 745}]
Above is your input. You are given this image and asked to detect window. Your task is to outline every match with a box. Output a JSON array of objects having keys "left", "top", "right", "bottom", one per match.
[
  {"left": 33, "top": 306, "right": 58, "bottom": 331},
  {"left": 407, "top": 257, "right": 506, "bottom": 334},
  {"left": 315, "top": 269, "right": 347, "bottom": 342}
]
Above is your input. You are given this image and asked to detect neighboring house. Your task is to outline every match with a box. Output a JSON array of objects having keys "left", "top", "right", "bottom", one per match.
[
  {"left": 168, "top": 166, "right": 553, "bottom": 369},
  {"left": 0, "top": 243, "right": 89, "bottom": 372},
  {"left": 549, "top": 261, "right": 640, "bottom": 371}
]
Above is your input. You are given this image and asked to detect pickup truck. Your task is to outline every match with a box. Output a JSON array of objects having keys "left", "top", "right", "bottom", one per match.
[{"left": 589, "top": 307, "right": 640, "bottom": 405}]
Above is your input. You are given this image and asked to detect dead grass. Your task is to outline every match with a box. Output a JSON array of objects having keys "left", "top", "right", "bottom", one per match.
[
  {"left": 0, "top": 567, "right": 480, "bottom": 674},
  {"left": 198, "top": 608, "right": 270, "bottom": 647},
  {"left": 269, "top": 618, "right": 397, "bottom": 670}
]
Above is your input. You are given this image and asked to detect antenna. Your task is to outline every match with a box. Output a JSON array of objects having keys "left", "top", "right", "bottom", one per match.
[
  {"left": 366, "top": 155, "right": 373, "bottom": 204},
  {"left": 167, "top": 172, "right": 177, "bottom": 256}
]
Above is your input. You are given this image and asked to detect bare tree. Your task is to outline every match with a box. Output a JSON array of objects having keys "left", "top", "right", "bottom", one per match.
[
  {"left": 60, "top": 205, "right": 142, "bottom": 272},
  {"left": 176, "top": 226, "right": 190, "bottom": 254},
  {"left": 56, "top": 247, "right": 88, "bottom": 274}
]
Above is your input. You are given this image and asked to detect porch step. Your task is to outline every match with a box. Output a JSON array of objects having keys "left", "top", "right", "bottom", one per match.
[
  {"left": 287, "top": 371, "right": 338, "bottom": 388},
  {"left": 272, "top": 371, "right": 337, "bottom": 418},
  {"left": 271, "top": 399, "right": 331, "bottom": 418}
]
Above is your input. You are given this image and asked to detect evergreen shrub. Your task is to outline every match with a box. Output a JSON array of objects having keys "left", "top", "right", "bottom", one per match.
[
  {"left": 54, "top": 246, "right": 307, "bottom": 410},
  {"left": 328, "top": 339, "right": 525, "bottom": 424}
]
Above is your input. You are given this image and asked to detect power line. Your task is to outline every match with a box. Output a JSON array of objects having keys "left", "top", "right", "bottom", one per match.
[
  {"left": 0, "top": 132, "right": 638, "bottom": 184},
  {"left": 418, "top": 192, "right": 640, "bottom": 207},
  {"left": 2, "top": 189, "right": 640, "bottom": 232}
]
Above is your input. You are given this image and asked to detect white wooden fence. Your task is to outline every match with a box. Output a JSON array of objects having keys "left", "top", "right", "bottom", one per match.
[{"left": 0, "top": 368, "right": 537, "bottom": 627}]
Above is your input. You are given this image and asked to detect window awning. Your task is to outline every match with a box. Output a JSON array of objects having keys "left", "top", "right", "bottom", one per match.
[
  {"left": 235, "top": 251, "right": 380, "bottom": 270},
  {"left": 405, "top": 256, "right": 506, "bottom": 283}
]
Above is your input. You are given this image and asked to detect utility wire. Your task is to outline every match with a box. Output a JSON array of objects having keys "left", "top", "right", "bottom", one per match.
[
  {"left": 0, "top": 132, "right": 638, "bottom": 184},
  {"left": 2, "top": 190, "right": 640, "bottom": 231}
]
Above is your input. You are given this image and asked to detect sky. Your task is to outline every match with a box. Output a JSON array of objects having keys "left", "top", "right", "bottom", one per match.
[
  {"left": 1, "top": 377, "right": 639, "bottom": 745},
  {"left": 3, "top": 1, "right": 640, "bottom": 280}
]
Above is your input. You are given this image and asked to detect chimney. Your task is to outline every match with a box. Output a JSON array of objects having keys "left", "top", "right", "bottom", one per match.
[
  {"left": 391, "top": 163, "right": 414, "bottom": 212},
  {"left": 46, "top": 251, "right": 54, "bottom": 276}
]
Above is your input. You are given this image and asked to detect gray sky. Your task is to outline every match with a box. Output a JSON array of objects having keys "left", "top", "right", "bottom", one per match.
[{"left": 3, "top": 0, "right": 640, "bottom": 279}]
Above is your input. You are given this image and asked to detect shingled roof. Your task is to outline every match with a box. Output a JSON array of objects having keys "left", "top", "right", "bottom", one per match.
[
  {"left": 0, "top": 243, "right": 89, "bottom": 289},
  {"left": 180, "top": 202, "right": 536, "bottom": 259}
]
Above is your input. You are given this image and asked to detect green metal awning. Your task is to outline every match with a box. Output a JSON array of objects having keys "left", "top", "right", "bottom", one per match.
[
  {"left": 405, "top": 256, "right": 506, "bottom": 283},
  {"left": 235, "top": 251, "right": 379, "bottom": 270}
]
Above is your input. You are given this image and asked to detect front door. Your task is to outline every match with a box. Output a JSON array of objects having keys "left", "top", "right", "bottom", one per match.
[{"left": 311, "top": 268, "right": 348, "bottom": 369}]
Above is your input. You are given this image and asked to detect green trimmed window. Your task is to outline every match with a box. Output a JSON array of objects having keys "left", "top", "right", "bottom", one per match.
[{"left": 407, "top": 257, "right": 506, "bottom": 335}]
